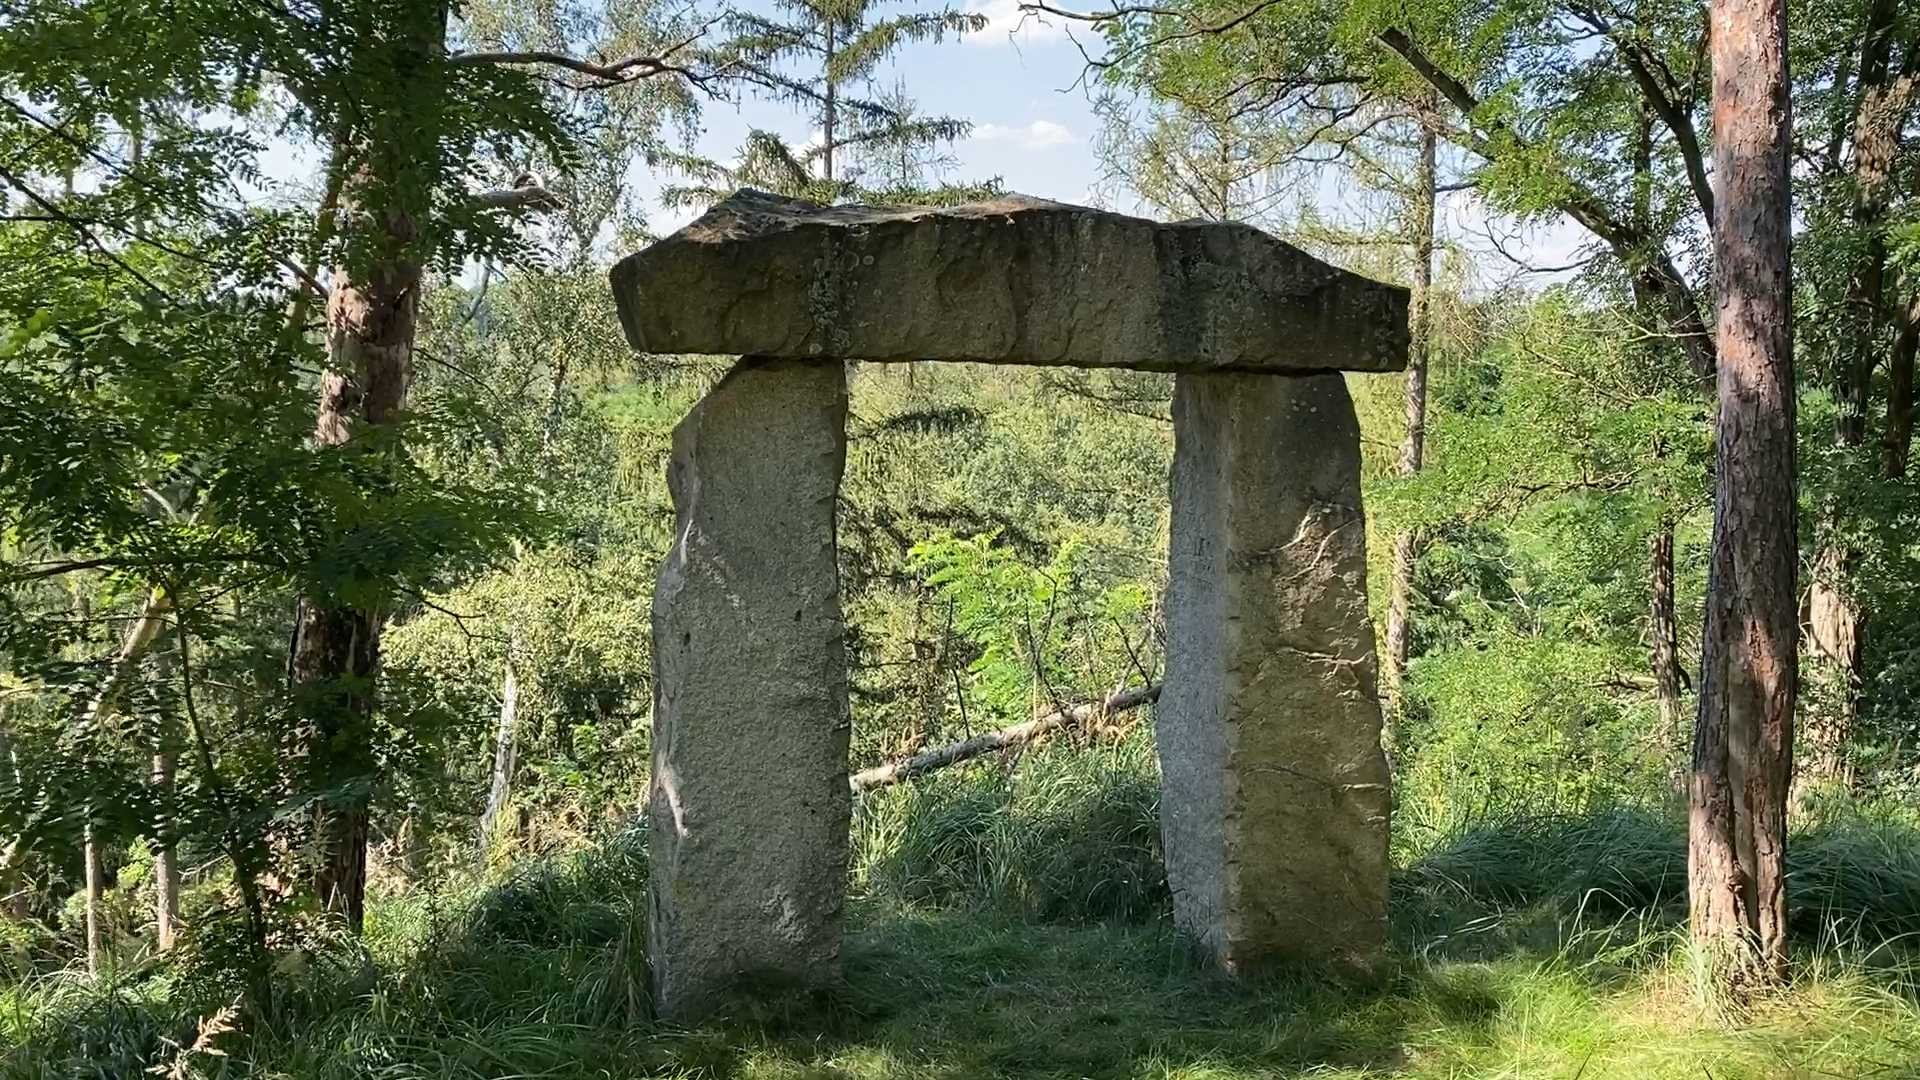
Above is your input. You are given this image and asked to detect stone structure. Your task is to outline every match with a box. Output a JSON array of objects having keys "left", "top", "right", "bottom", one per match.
[
  {"left": 613, "top": 189, "right": 1407, "bottom": 373},
  {"left": 1160, "top": 372, "right": 1391, "bottom": 973},
  {"left": 613, "top": 190, "right": 1406, "bottom": 1019},
  {"left": 646, "top": 357, "right": 851, "bottom": 1019}
]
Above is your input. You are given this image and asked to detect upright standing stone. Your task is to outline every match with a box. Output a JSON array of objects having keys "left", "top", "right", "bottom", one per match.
[
  {"left": 1158, "top": 371, "right": 1391, "bottom": 974},
  {"left": 648, "top": 356, "right": 851, "bottom": 1019}
]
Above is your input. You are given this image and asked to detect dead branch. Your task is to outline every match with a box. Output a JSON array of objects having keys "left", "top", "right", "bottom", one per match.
[{"left": 850, "top": 683, "right": 1160, "bottom": 793}]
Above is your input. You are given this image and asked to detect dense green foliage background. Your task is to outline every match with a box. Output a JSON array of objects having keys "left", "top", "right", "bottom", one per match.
[{"left": 2, "top": 0, "right": 1919, "bottom": 1072}]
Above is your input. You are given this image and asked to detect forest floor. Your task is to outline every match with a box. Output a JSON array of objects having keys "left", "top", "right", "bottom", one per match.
[
  {"left": 6, "top": 751, "right": 1920, "bottom": 1078},
  {"left": 10, "top": 844, "right": 1918, "bottom": 1078}
]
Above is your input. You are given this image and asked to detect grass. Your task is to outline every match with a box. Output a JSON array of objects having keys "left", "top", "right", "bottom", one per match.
[{"left": 5, "top": 736, "right": 1920, "bottom": 1078}]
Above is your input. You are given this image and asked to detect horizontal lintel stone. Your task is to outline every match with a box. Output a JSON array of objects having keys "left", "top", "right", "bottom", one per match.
[{"left": 611, "top": 189, "right": 1409, "bottom": 374}]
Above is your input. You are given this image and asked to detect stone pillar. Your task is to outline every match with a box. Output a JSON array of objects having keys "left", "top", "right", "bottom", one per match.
[
  {"left": 1158, "top": 370, "right": 1390, "bottom": 974},
  {"left": 647, "top": 356, "right": 852, "bottom": 1019}
]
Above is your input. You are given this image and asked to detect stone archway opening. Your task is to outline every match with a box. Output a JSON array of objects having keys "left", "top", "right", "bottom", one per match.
[{"left": 610, "top": 190, "right": 1410, "bottom": 1020}]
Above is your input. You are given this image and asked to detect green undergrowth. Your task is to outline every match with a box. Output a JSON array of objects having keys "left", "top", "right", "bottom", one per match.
[{"left": 6, "top": 744, "right": 1920, "bottom": 1078}]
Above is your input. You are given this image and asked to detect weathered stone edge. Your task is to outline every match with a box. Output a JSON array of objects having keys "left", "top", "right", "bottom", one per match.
[{"left": 610, "top": 198, "right": 1411, "bottom": 374}]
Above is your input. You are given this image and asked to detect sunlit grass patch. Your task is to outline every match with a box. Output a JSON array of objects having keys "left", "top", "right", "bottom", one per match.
[{"left": 5, "top": 785, "right": 1920, "bottom": 1079}]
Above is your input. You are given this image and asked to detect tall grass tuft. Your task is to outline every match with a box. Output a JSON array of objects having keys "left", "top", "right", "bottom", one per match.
[
  {"left": 1789, "top": 803, "right": 1920, "bottom": 940},
  {"left": 852, "top": 726, "right": 1167, "bottom": 923}
]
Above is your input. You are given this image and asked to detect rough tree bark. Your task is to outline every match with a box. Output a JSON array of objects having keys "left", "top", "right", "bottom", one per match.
[
  {"left": 289, "top": 189, "right": 417, "bottom": 929},
  {"left": 1691, "top": 0, "right": 1796, "bottom": 987},
  {"left": 1382, "top": 112, "right": 1437, "bottom": 734},
  {"left": 286, "top": 4, "right": 449, "bottom": 932}
]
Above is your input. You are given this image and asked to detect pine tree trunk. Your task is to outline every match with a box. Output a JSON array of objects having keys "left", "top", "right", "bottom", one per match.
[
  {"left": 1692, "top": 0, "right": 1796, "bottom": 987},
  {"left": 291, "top": 209, "right": 416, "bottom": 928},
  {"left": 1382, "top": 114, "right": 1437, "bottom": 734}
]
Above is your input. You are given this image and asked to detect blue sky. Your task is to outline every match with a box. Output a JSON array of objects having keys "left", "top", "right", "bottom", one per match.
[
  {"left": 637, "top": 2, "right": 1106, "bottom": 226},
  {"left": 636, "top": 6, "right": 1595, "bottom": 284},
  {"left": 250, "top": 4, "right": 1593, "bottom": 284}
]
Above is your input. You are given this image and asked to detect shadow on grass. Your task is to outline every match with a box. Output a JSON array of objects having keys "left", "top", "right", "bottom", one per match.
[
  {"left": 8, "top": 802, "right": 1920, "bottom": 1079},
  {"left": 653, "top": 903, "right": 1667, "bottom": 1080}
]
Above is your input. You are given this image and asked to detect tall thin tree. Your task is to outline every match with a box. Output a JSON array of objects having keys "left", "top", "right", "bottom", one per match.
[
  {"left": 1690, "top": 0, "right": 1796, "bottom": 987},
  {"left": 1383, "top": 108, "right": 1437, "bottom": 723}
]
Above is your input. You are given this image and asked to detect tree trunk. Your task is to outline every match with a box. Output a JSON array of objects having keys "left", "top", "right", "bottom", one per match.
[
  {"left": 1377, "top": 27, "right": 1716, "bottom": 382},
  {"left": 0, "top": 714, "right": 26, "bottom": 919},
  {"left": 152, "top": 746, "right": 180, "bottom": 951},
  {"left": 1691, "top": 0, "right": 1796, "bottom": 988},
  {"left": 1805, "top": 544, "right": 1862, "bottom": 786},
  {"left": 1633, "top": 85, "right": 1688, "bottom": 759},
  {"left": 287, "top": 6, "right": 445, "bottom": 934},
  {"left": 73, "top": 590, "right": 173, "bottom": 965},
  {"left": 1811, "top": 8, "right": 1920, "bottom": 790},
  {"left": 176, "top": 622, "right": 270, "bottom": 965},
  {"left": 83, "top": 822, "right": 104, "bottom": 975},
  {"left": 290, "top": 203, "right": 416, "bottom": 928},
  {"left": 1382, "top": 113, "right": 1437, "bottom": 734},
  {"left": 151, "top": 641, "right": 180, "bottom": 950},
  {"left": 477, "top": 653, "right": 519, "bottom": 856},
  {"left": 1649, "top": 520, "right": 1686, "bottom": 749},
  {"left": 474, "top": 357, "right": 571, "bottom": 862},
  {"left": 1803, "top": 3, "right": 1912, "bottom": 786},
  {"left": 1885, "top": 294, "right": 1919, "bottom": 478},
  {"left": 822, "top": 20, "right": 837, "bottom": 184}
]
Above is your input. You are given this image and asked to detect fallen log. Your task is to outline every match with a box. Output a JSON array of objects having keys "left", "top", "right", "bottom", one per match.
[{"left": 850, "top": 684, "right": 1161, "bottom": 793}]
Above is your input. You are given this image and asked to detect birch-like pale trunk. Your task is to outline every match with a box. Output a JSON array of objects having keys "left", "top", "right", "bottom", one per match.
[
  {"left": 477, "top": 655, "right": 519, "bottom": 857},
  {"left": 1382, "top": 112, "right": 1437, "bottom": 737},
  {"left": 79, "top": 588, "right": 174, "bottom": 967}
]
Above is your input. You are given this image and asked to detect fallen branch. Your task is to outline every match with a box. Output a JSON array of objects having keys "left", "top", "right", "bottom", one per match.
[{"left": 850, "top": 684, "right": 1160, "bottom": 793}]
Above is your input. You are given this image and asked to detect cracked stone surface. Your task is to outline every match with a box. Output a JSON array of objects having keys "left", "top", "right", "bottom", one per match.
[
  {"left": 1157, "top": 370, "right": 1391, "bottom": 975},
  {"left": 647, "top": 355, "right": 852, "bottom": 1020},
  {"left": 611, "top": 189, "right": 1408, "bottom": 373}
]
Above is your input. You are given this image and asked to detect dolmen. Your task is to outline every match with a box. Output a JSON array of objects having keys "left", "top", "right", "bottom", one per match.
[{"left": 610, "top": 189, "right": 1408, "bottom": 1019}]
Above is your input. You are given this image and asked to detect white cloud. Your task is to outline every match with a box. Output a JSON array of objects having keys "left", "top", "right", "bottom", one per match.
[
  {"left": 973, "top": 119, "right": 1077, "bottom": 150},
  {"left": 966, "top": 0, "right": 1071, "bottom": 46}
]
